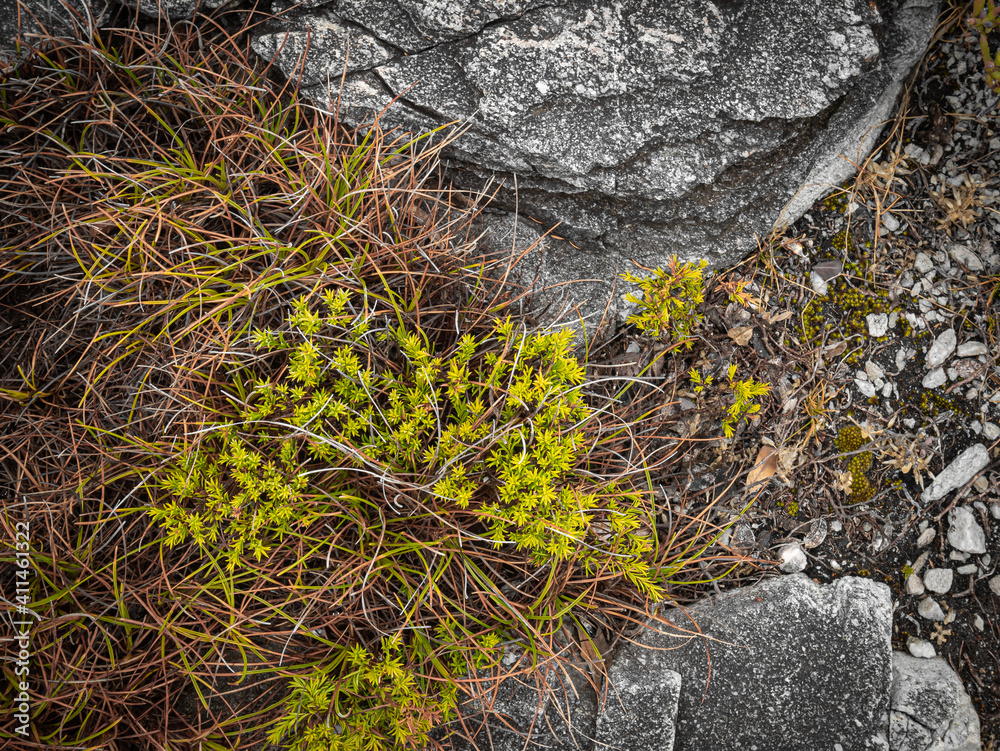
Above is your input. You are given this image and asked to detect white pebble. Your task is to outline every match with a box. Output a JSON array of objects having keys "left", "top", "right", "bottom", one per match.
[
  {"left": 957, "top": 341, "right": 988, "bottom": 357},
  {"left": 917, "top": 598, "right": 946, "bottom": 621},
  {"left": 922, "top": 368, "right": 947, "bottom": 389},
  {"left": 866, "top": 313, "right": 888, "bottom": 337},
  {"left": 948, "top": 506, "right": 988, "bottom": 554},
  {"left": 923, "top": 568, "right": 953, "bottom": 594},
  {"left": 905, "top": 574, "right": 925, "bottom": 596},
  {"left": 991, "top": 576, "right": 1000, "bottom": 598},
  {"left": 956, "top": 564, "right": 977, "bottom": 575},
  {"left": 984, "top": 423, "right": 1000, "bottom": 440},
  {"left": 778, "top": 542, "right": 807, "bottom": 573},
  {"left": 923, "top": 445, "right": 991, "bottom": 503},
  {"left": 907, "top": 638, "right": 936, "bottom": 659},
  {"left": 916, "top": 528, "right": 935, "bottom": 547},
  {"left": 914, "top": 252, "right": 935, "bottom": 274},
  {"left": 925, "top": 328, "right": 957, "bottom": 370},
  {"left": 865, "top": 361, "right": 884, "bottom": 381}
]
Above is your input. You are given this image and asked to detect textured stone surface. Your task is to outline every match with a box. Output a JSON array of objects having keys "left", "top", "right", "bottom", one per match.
[
  {"left": 890, "top": 652, "right": 980, "bottom": 751},
  {"left": 0, "top": 0, "right": 109, "bottom": 65},
  {"left": 922, "top": 445, "right": 991, "bottom": 504},
  {"left": 597, "top": 646, "right": 681, "bottom": 751},
  {"left": 252, "top": 0, "right": 938, "bottom": 331},
  {"left": 620, "top": 575, "right": 893, "bottom": 751},
  {"left": 946, "top": 506, "right": 987, "bottom": 554},
  {"left": 447, "top": 646, "right": 598, "bottom": 751}
]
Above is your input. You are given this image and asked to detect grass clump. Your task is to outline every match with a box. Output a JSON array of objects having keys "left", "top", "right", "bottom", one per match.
[{"left": 0, "top": 15, "right": 735, "bottom": 751}]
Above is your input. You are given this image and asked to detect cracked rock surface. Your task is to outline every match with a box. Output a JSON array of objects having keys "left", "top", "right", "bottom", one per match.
[{"left": 250, "top": 0, "right": 938, "bottom": 330}]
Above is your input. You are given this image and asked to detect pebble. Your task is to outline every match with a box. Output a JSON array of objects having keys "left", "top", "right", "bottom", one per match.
[
  {"left": 830, "top": 519, "right": 843, "bottom": 533},
  {"left": 984, "top": 422, "right": 1000, "bottom": 440},
  {"left": 917, "top": 597, "right": 946, "bottom": 621},
  {"left": 957, "top": 563, "right": 977, "bottom": 575},
  {"left": 948, "top": 506, "right": 987, "bottom": 554},
  {"left": 991, "top": 576, "right": 1000, "bottom": 598},
  {"left": 914, "top": 251, "right": 935, "bottom": 274},
  {"left": 984, "top": 554, "right": 992, "bottom": 567},
  {"left": 907, "top": 638, "right": 936, "bottom": 659},
  {"left": 866, "top": 313, "right": 888, "bottom": 337},
  {"left": 905, "top": 574, "right": 925, "bottom": 596},
  {"left": 922, "top": 568, "right": 953, "bottom": 594},
  {"left": 881, "top": 212, "right": 901, "bottom": 232},
  {"left": 992, "top": 503, "right": 1000, "bottom": 520},
  {"left": 949, "top": 550, "right": 969, "bottom": 562},
  {"left": 895, "top": 347, "right": 914, "bottom": 372},
  {"left": 855, "top": 378, "right": 876, "bottom": 398},
  {"left": 921, "top": 367, "right": 947, "bottom": 389},
  {"left": 972, "top": 476, "right": 989, "bottom": 493},
  {"left": 778, "top": 542, "right": 807, "bottom": 573},
  {"left": 956, "top": 341, "right": 988, "bottom": 357},
  {"left": 949, "top": 244, "right": 984, "bottom": 271},
  {"left": 974, "top": 615, "right": 985, "bottom": 631},
  {"left": 810, "top": 271, "right": 829, "bottom": 296},
  {"left": 922, "top": 444, "right": 991, "bottom": 503},
  {"left": 916, "top": 528, "right": 935, "bottom": 547},
  {"left": 865, "top": 360, "right": 884, "bottom": 381},
  {"left": 925, "top": 328, "right": 956, "bottom": 370}
]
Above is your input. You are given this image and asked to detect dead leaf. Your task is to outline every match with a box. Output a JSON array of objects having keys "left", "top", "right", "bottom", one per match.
[
  {"left": 835, "top": 471, "right": 853, "bottom": 495},
  {"left": 746, "top": 445, "right": 777, "bottom": 488},
  {"left": 728, "top": 326, "right": 754, "bottom": 346},
  {"left": 764, "top": 310, "right": 794, "bottom": 325}
]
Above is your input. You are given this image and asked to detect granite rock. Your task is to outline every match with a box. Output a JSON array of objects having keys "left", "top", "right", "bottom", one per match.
[
  {"left": 252, "top": 0, "right": 938, "bottom": 331},
  {"left": 947, "top": 506, "right": 987, "bottom": 555},
  {"left": 890, "top": 652, "right": 980, "bottom": 751},
  {"left": 621, "top": 575, "right": 892, "bottom": 751},
  {"left": 922, "top": 445, "right": 990, "bottom": 504}
]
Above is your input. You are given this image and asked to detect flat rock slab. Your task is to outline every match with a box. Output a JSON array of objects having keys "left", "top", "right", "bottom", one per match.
[
  {"left": 890, "top": 652, "right": 980, "bottom": 751},
  {"left": 597, "top": 642, "right": 681, "bottom": 751},
  {"left": 624, "top": 575, "right": 893, "bottom": 751}
]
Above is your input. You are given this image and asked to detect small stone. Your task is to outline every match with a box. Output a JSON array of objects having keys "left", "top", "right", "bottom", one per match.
[
  {"left": 907, "top": 638, "right": 936, "bottom": 659},
  {"left": 974, "top": 615, "right": 985, "bottom": 631},
  {"left": 953, "top": 358, "right": 981, "bottom": 379},
  {"left": 914, "top": 252, "right": 935, "bottom": 274},
  {"left": 625, "top": 340, "right": 641, "bottom": 354},
  {"left": 912, "top": 551, "right": 930, "bottom": 575},
  {"left": 916, "top": 528, "right": 935, "bottom": 547},
  {"left": 905, "top": 574, "right": 925, "bottom": 596},
  {"left": 921, "top": 367, "right": 947, "bottom": 389},
  {"left": 922, "top": 445, "right": 991, "bottom": 503},
  {"left": 855, "top": 378, "right": 877, "bottom": 398},
  {"left": 947, "top": 367, "right": 959, "bottom": 382},
  {"left": 917, "top": 598, "right": 945, "bottom": 621},
  {"left": 778, "top": 542, "right": 807, "bottom": 573},
  {"left": 925, "top": 328, "right": 957, "bottom": 370},
  {"left": 992, "top": 503, "right": 1000, "bottom": 520},
  {"left": 949, "top": 550, "right": 969, "bottom": 562},
  {"left": 991, "top": 576, "right": 1000, "bottom": 598},
  {"left": 810, "top": 271, "right": 829, "bottom": 296},
  {"left": 895, "top": 347, "right": 914, "bottom": 372},
  {"left": 881, "top": 383, "right": 892, "bottom": 398},
  {"left": 957, "top": 564, "right": 977, "bottom": 575},
  {"left": 922, "top": 568, "right": 953, "bottom": 594},
  {"left": 950, "top": 244, "right": 984, "bottom": 271},
  {"left": 881, "top": 212, "right": 901, "bottom": 232},
  {"left": 984, "top": 554, "right": 992, "bottom": 567},
  {"left": 865, "top": 360, "right": 884, "bottom": 381},
  {"left": 829, "top": 559, "right": 841, "bottom": 570},
  {"left": 984, "top": 422, "right": 1000, "bottom": 440},
  {"left": 948, "top": 506, "right": 987, "bottom": 554},
  {"left": 957, "top": 341, "right": 988, "bottom": 357},
  {"left": 866, "top": 313, "right": 888, "bottom": 337},
  {"left": 830, "top": 520, "right": 843, "bottom": 533}
]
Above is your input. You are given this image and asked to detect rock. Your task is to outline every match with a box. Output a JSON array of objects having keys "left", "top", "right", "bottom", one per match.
[
  {"left": 810, "top": 271, "right": 830, "bottom": 296},
  {"left": 973, "top": 615, "right": 985, "bottom": 631},
  {"left": 778, "top": 542, "right": 808, "bottom": 573},
  {"left": 449, "top": 645, "right": 597, "bottom": 751},
  {"left": 124, "top": 0, "right": 225, "bottom": 19},
  {"left": 956, "top": 341, "right": 988, "bottom": 357},
  {"left": 947, "top": 506, "right": 987, "bottom": 555},
  {"left": 916, "top": 528, "right": 935, "bottom": 547},
  {"left": 990, "top": 576, "right": 1000, "bottom": 598},
  {"left": 890, "top": 652, "right": 981, "bottom": 751},
  {"left": 992, "top": 503, "right": 1000, "bottom": 520},
  {"left": 254, "top": 0, "right": 938, "bottom": 330},
  {"left": 0, "top": 0, "right": 110, "bottom": 65},
  {"left": 984, "top": 422, "right": 1000, "bottom": 441},
  {"left": 865, "top": 360, "right": 885, "bottom": 381},
  {"left": 917, "top": 598, "right": 945, "bottom": 622},
  {"left": 596, "top": 645, "right": 681, "bottom": 751},
  {"left": 921, "top": 367, "right": 947, "bottom": 390},
  {"left": 866, "top": 313, "right": 889, "bottom": 337},
  {"left": 906, "top": 639, "right": 935, "bottom": 659},
  {"left": 914, "top": 252, "right": 935, "bottom": 275},
  {"left": 855, "top": 377, "right": 877, "bottom": 399},
  {"left": 949, "top": 245, "right": 984, "bottom": 272},
  {"left": 881, "top": 212, "right": 901, "bottom": 232},
  {"left": 905, "top": 574, "right": 925, "bottom": 596},
  {"left": 956, "top": 564, "right": 977, "bottom": 575},
  {"left": 922, "top": 568, "right": 953, "bottom": 594},
  {"left": 629, "top": 575, "right": 892, "bottom": 751},
  {"left": 925, "top": 328, "right": 957, "bottom": 370},
  {"left": 921, "top": 445, "right": 990, "bottom": 503}
]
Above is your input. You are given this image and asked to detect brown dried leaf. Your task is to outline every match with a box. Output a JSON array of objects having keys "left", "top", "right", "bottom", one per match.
[
  {"left": 765, "top": 310, "right": 794, "bottom": 324},
  {"left": 728, "top": 326, "right": 754, "bottom": 346},
  {"left": 746, "top": 445, "right": 778, "bottom": 488}
]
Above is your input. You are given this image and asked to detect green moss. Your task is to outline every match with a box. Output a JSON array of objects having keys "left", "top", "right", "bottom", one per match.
[{"left": 836, "top": 426, "right": 876, "bottom": 503}]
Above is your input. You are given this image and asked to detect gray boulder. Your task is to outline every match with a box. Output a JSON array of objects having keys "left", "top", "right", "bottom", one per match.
[
  {"left": 890, "top": 652, "right": 980, "bottom": 751},
  {"left": 620, "top": 575, "right": 893, "bottom": 751},
  {"left": 253, "top": 0, "right": 938, "bottom": 331},
  {"left": 447, "top": 646, "right": 598, "bottom": 751},
  {"left": 0, "top": 0, "right": 108, "bottom": 65}
]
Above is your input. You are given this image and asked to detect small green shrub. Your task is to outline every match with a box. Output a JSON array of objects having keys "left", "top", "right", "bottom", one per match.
[
  {"left": 622, "top": 258, "right": 707, "bottom": 344},
  {"left": 968, "top": 0, "right": 1000, "bottom": 93},
  {"left": 722, "top": 364, "right": 771, "bottom": 439}
]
